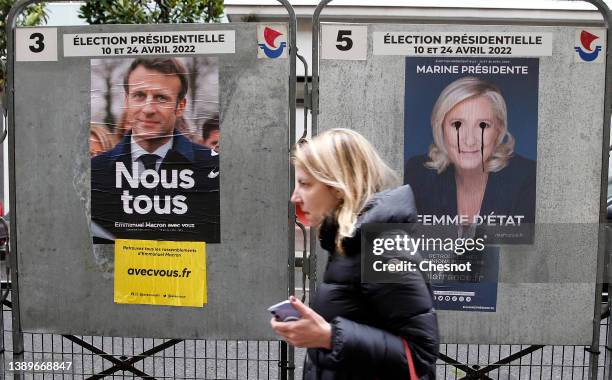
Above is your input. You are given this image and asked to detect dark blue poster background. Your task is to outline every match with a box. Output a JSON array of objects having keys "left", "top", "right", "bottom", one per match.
[
  {"left": 404, "top": 57, "right": 539, "bottom": 160},
  {"left": 428, "top": 247, "right": 500, "bottom": 312},
  {"left": 403, "top": 57, "right": 540, "bottom": 311}
]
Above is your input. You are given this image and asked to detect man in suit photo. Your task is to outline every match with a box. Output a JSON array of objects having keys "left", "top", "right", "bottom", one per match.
[{"left": 91, "top": 57, "right": 220, "bottom": 244}]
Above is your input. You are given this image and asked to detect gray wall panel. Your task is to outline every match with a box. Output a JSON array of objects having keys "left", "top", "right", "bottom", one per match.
[
  {"left": 319, "top": 23, "right": 605, "bottom": 345},
  {"left": 14, "top": 23, "right": 289, "bottom": 339}
]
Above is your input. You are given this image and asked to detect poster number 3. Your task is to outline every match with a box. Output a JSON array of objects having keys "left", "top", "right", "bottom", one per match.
[
  {"left": 321, "top": 25, "right": 367, "bottom": 60},
  {"left": 16, "top": 28, "right": 57, "bottom": 61},
  {"left": 29, "top": 33, "right": 45, "bottom": 53}
]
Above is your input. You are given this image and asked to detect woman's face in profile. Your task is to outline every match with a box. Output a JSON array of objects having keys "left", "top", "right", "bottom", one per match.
[
  {"left": 442, "top": 96, "right": 501, "bottom": 172},
  {"left": 291, "top": 166, "right": 340, "bottom": 227}
]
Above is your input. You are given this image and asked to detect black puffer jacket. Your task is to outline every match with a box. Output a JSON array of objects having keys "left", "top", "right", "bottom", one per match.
[{"left": 303, "top": 185, "right": 439, "bottom": 380}]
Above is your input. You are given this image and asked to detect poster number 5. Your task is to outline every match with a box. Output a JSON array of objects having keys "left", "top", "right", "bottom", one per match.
[
  {"left": 16, "top": 28, "right": 57, "bottom": 61},
  {"left": 322, "top": 24, "right": 367, "bottom": 60},
  {"left": 336, "top": 30, "right": 353, "bottom": 51}
]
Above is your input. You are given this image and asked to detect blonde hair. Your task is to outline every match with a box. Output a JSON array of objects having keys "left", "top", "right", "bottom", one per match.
[
  {"left": 292, "top": 128, "right": 398, "bottom": 252},
  {"left": 426, "top": 76, "right": 515, "bottom": 173}
]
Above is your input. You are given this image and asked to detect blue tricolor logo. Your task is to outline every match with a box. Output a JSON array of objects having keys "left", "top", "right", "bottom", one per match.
[
  {"left": 575, "top": 30, "right": 602, "bottom": 62},
  {"left": 258, "top": 27, "right": 287, "bottom": 58}
]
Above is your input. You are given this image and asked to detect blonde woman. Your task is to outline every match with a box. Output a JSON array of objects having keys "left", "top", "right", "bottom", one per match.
[
  {"left": 271, "top": 129, "right": 439, "bottom": 379},
  {"left": 404, "top": 77, "right": 536, "bottom": 229}
]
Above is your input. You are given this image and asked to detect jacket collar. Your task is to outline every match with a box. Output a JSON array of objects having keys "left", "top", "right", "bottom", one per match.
[
  {"left": 108, "top": 129, "right": 195, "bottom": 163},
  {"left": 319, "top": 185, "right": 418, "bottom": 255}
]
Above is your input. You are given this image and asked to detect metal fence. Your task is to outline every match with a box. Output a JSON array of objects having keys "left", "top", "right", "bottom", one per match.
[
  {"left": 435, "top": 330, "right": 609, "bottom": 379},
  {"left": 2, "top": 285, "right": 611, "bottom": 379},
  {"left": 1, "top": 248, "right": 610, "bottom": 379},
  {"left": 1, "top": 295, "right": 285, "bottom": 379}
]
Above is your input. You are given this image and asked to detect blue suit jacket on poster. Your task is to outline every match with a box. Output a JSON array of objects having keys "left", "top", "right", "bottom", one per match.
[
  {"left": 91, "top": 129, "right": 220, "bottom": 243},
  {"left": 404, "top": 154, "right": 536, "bottom": 243}
]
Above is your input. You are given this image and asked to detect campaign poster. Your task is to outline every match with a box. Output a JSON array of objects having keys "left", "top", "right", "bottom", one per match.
[
  {"left": 403, "top": 57, "right": 538, "bottom": 245},
  {"left": 90, "top": 57, "right": 220, "bottom": 244}
]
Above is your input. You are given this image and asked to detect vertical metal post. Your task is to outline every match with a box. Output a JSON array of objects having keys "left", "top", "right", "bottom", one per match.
[
  {"left": 0, "top": 285, "right": 5, "bottom": 378},
  {"left": 298, "top": 49, "right": 318, "bottom": 301},
  {"left": 308, "top": 0, "right": 334, "bottom": 304},
  {"left": 275, "top": 1, "right": 297, "bottom": 379},
  {"left": 0, "top": 81, "right": 6, "bottom": 380},
  {"left": 280, "top": 341, "right": 288, "bottom": 380},
  {"left": 582, "top": 1, "right": 612, "bottom": 379},
  {"left": 295, "top": 53, "right": 312, "bottom": 306},
  {"left": 5, "top": 1, "right": 47, "bottom": 378},
  {"left": 311, "top": 0, "right": 332, "bottom": 136},
  {"left": 606, "top": 222, "right": 612, "bottom": 380},
  {"left": 297, "top": 53, "right": 309, "bottom": 140}
]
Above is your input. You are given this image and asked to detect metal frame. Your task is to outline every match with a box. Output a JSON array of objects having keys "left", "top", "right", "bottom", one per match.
[
  {"left": 295, "top": 51, "right": 314, "bottom": 305},
  {"left": 4, "top": 1, "right": 298, "bottom": 379},
  {"left": 281, "top": 3, "right": 297, "bottom": 380},
  {"left": 295, "top": 47, "right": 320, "bottom": 300},
  {"left": 309, "top": 1, "right": 612, "bottom": 380},
  {"left": 585, "top": 2, "right": 612, "bottom": 379},
  {"left": 0, "top": 300, "right": 285, "bottom": 379},
  {"left": 304, "top": 0, "right": 334, "bottom": 300}
]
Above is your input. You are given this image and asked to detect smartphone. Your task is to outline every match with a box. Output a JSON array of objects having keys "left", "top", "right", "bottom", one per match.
[{"left": 268, "top": 300, "right": 302, "bottom": 322}]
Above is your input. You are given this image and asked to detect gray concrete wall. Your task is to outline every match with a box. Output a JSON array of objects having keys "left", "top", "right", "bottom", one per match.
[
  {"left": 318, "top": 23, "right": 606, "bottom": 345},
  {"left": 13, "top": 23, "right": 290, "bottom": 339}
]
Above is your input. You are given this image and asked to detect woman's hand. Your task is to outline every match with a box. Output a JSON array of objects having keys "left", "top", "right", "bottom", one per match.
[{"left": 270, "top": 296, "right": 332, "bottom": 349}]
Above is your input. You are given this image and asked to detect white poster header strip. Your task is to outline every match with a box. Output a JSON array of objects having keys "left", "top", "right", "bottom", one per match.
[
  {"left": 63, "top": 31, "right": 236, "bottom": 57},
  {"left": 373, "top": 32, "right": 552, "bottom": 57},
  {"left": 16, "top": 28, "right": 58, "bottom": 62}
]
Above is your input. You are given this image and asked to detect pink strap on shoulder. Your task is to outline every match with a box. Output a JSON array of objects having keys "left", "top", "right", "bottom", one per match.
[{"left": 402, "top": 338, "right": 418, "bottom": 380}]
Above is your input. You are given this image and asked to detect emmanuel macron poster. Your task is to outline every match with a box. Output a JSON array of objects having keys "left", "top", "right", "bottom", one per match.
[{"left": 90, "top": 57, "right": 220, "bottom": 244}]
